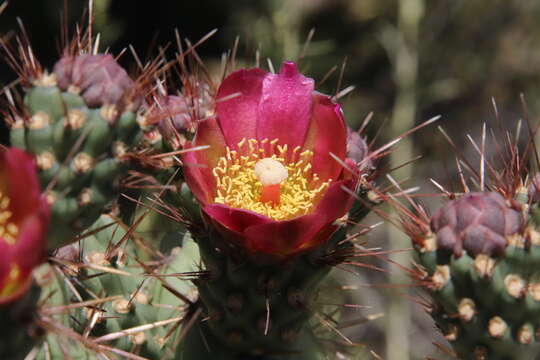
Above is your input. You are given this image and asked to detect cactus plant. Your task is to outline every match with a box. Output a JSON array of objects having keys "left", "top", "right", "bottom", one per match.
[
  {"left": 165, "top": 61, "right": 378, "bottom": 359},
  {"left": 6, "top": 48, "right": 147, "bottom": 249},
  {"left": 397, "top": 122, "right": 540, "bottom": 360},
  {"left": 33, "top": 214, "right": 200, "bottom": 359}
]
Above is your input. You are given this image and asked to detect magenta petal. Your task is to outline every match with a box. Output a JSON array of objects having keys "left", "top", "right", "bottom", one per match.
[
  {"left": 216, "top": 68, "right": 267, "bottom": 148},
  {"left": 193, "top": 117, "right": 227, "bottom": 169},
  {"left": 204, "top": 204, "right": 273, "bottom": 234},
  {"left": 13, "top": 212, "right": 48, "bottom": 271},
  {"left": 182, "top": 147, "right": 215, "bottom": 205},
  {"left": 303, "top": 93, "right": 347, "bottom": 181},
  {"left": 243, "top": 213, "right": 325, "bottom": 256},
  {"left": 257, "top": 62, "right": 314, "bottom": 149},
  {"left": 3, "top": 148, "right": 41, "bottom": 223},
  {"left": 313, "top": 180, "right": 355, "bottom": 224},
  {"left": 183, "top": 117, "right": 227, "bottom": 205},
  {"left": 0, "top": 241, "right": 11, "bottom": 282}
]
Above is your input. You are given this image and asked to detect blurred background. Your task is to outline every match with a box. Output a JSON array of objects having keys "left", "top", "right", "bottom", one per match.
[{"left": 2, "top": 0, "right": 540, "bottom": 358}]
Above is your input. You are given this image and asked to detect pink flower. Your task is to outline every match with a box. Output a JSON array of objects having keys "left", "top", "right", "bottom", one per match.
[
  {"left": 182, "top": 62, "right": 357, "bottom": 258},
  {"left": 0, "top": 148, "right": 50, "bottom": 305}
]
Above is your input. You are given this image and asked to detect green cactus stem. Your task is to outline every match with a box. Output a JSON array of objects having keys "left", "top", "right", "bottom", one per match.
[
  {"left": 10, "top": 54, "right": 144, "bottom": 249},
  {"left": 177, "top": 223, "right": 359, "bottom": 360},
  {"left": 412, "top": 192, "right": 540, "bottom": 360},
  {"left": 35, "top": 215, "right": 200, "bottom": 359},
  {"left": 0, "top": 284, "right": 42, "bottom": 360}
]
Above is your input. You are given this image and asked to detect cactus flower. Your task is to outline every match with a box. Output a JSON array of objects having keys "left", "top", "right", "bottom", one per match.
[
  {"left": 0, "top": 148, "right": 50, "bottom": 305},
  {"left": 182, "top": 62, "right": 357, "bottom": 257}
]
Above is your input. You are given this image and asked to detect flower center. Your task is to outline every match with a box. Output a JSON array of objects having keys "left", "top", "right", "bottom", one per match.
[
  {"left": 212, "top": 138, "right": 330, "bottom": 221},
  {"left": 0, "top": 191, "right": 18, "bottom": 245}
]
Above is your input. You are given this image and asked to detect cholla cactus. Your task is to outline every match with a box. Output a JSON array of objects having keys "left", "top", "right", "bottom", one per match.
[
  {"left": 6, "top": 47, "right": 148, "bottom": 249},
  {"left": 397, "top": 122, "right": 540, "bottom": 359}
]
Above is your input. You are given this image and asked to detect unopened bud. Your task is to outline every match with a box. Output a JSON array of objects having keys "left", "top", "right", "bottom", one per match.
[{"left": 54, "top": 54, "right": 137, "bottom": 109}]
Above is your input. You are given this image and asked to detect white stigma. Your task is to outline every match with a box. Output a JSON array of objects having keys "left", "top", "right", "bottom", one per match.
[{"left": 253, "top": 158, "right": 288, "bottom": 186}]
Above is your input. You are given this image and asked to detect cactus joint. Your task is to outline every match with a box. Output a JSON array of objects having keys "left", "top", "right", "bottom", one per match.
[
  {"left": 67, "top": 85, "right": 81, "bottom": 95},
  {"left": 129, "top": 332, "right": 146, "bottom": 345},
  {"left": 11, "top": 118, "right": 24, "bottom": 129},
  {"left": 45, "top": 191, "right": 57, "bottom": 205},
  {"left": 526, "top": 227, "right": 540, "bottom": 246},
  {"left": 113, "top": 141, "right": 128, "bottom": 158},
  {"left": 506, "top": 233, "right": 525, "bottom": 248}
]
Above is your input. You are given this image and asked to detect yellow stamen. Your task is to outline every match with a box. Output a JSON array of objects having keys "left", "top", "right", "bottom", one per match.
[
  {"left": 213, "top": 138, "right": 330, "bottom": 221},
  {"left": 0, "top": 190, "right": 18, "bottom": 245}
]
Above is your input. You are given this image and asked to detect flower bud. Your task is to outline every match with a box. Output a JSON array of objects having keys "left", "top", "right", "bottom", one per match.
[
  {"left": 54, "top": 54, "right": 137, "bottom": 109},
  {"left": 346, "top": 127, "right": 372, "bottom": 171},
  {"left": 430, "top": 192, "right": 523, "bottom": 257},
  {"left": 153, "top": 95, "right": 194, "bottom": 149}
]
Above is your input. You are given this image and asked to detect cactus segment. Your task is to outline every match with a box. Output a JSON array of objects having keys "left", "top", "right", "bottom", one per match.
[
  {"left": 35, "top": 215, "right": 199, "bottom": 359},
  {"left": 412, "top": 192, "right": 540, "bottom": 359},
  {"left": 177, "top": 222, "right": 355, "bottom": 360},
  {"left": 14, "top": 75, "right": 143, "bottom": 249}
]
